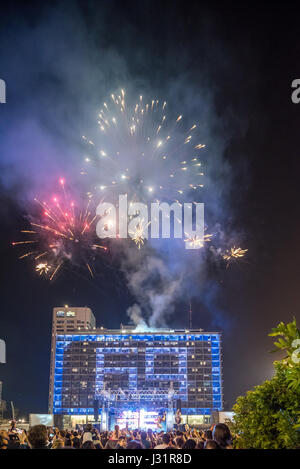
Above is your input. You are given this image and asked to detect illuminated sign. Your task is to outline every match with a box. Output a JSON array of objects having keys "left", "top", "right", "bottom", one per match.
[
  {"left": 56, "top": 311, "right": 65, "bottom": 317},
  {"left": 29, "top": 414, "right": 54, "bottom": 427},
  {"left": 117, "top": 409, "right": 159, "bottom": 430}
]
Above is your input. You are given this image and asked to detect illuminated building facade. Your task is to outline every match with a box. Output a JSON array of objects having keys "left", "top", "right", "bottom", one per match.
[
  {"left": 49, "top": 308, "right": 223, "bottom": 427},
  {"left": 48, "top": 306, "right": 96, "bottom": 413}
]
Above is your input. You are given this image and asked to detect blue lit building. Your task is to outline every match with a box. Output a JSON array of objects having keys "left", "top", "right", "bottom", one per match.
[{"left": 49, "top": 307, "right": 223, "bottom": 428}]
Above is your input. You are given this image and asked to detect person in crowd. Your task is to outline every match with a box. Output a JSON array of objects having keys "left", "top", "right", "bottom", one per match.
[
  {"left": 27, "top": 425, "right": 50, "bottom": 449},
  {"left": 7, "top": 433, "right": 22, "bottom": 449},
  {"left": 115, "top": 435, "right": 127, "bottom": 449},
  {"left": 204, "top": 429, "right": 213, "bottom": 440},
  {"left": 182, "top": 438, "right": 197, "bottom": 449},
  {"left": 111, "top": 424, "right": 120, "bottom": 440},
  {"left": 127, "top": 440, "right": 144, "bottom": 449},
  {"left": 64, "top": 437, "right": 72, "bottom": 447},
  {"left": 212, "top": 423, "right": 233, "bottom": 449},
  {"left": 0, "top": 430, "right": 9, "bottom": 449},
  {"left": 72, "top": 431, "right": 81, "bottom": 449},
  {"left": 10, "top": 420, "right": 16, "bottom": 432},
  {"left": 81, "top": 423, "right": 94, "bottom": 444},
  {"left": 140, "top": 431, "right": 151, "bottom": 449},
  {"left": 146, "top": 428, "right": 156, "bottom": 448},
  {"left": 100, "top": 431, "right": 109, "bottom": 447},
  {"left": 18, "top": 430, "right": 29, "bottom": 449},
  {"left": 175, "top": 436, "right": 185, "bottom": 448},
  {"left": 4, "top": 430, "right": 28, "bottom": 450},
  {"left": 196, "top": 440, "right": 204, "bottom": 449},
  {"left": 154, "top": 432, "right": 172, "bottom": 449},
  {"left": 105, "top": 437, "right": 119, "bottom": 449},
  {"left": 0, "top": 421, "right": 236, "bottom": 450},
  {"left": 82, "top": 440, "right": 96, "bottom": 449},
  {"left": 51, "top": 439, "right": 64, "bottom": 449},
  {"left": 91, "top": 430, "right": 103, "bottom": 449},
  {"left": 204, "top": 439, "right": 221, "bottom": 449}
]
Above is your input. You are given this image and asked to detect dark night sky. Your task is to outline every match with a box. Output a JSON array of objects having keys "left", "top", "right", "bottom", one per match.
[{"left": 0, "top": 0, "right": 300, "bottom": 415}]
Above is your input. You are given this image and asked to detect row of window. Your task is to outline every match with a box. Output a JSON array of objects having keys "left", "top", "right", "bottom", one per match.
[
  {"left": 60, "top": 343, "right": 218, "bottom": 349},
  {"left": 56, "top": 339, "right": 220, "bottom": 346},
  {"left": 52, "top": 407, "right": 219, "bottom": 415},
  {"left": 53, "top": 400, "right": 221, "bottom": 409}
]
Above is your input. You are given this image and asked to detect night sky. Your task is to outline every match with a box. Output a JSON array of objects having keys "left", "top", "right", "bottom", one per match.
[{"left": 1, "top": 0, "right": 300, "bottom": 416}]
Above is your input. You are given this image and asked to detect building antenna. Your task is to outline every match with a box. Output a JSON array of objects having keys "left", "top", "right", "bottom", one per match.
[{"left": 189, "top": 301, "right": 192, "bottom": 329}]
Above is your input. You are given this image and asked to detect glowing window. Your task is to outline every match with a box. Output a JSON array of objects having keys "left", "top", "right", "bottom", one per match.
[{"left": 66, "top": 311, "right": 76, "bottom": 317}]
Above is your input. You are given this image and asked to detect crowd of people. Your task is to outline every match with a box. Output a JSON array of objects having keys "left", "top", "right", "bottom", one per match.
[{"left": 0, "top": 422, "right": 233, "bottom": 449}]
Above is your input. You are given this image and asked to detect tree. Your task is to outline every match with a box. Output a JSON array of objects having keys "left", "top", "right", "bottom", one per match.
[
  {"left": 229, "top": 319, "right": 300, "bottom": 449},
  {"left": 269, "top": 318, "right": 300, "bottom": 393}
]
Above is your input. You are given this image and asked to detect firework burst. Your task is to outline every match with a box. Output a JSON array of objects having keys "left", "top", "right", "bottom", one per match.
[
  {"left": 81, "top": 89, "right": 206, "bottom": 205},
  {"left": 35, "top": 262, "right": 51, "bottom": 275},
  {"left": 184, "top": 231, "right": 213, "bottom": 249},
  {"left": 223, "top": 246, "right": 248, "bottom": 266},
  {"left": 12, "top": 179, "right": 107, "bottom": 280},
  {"left": 129, "top": 218, "right": 151, "bottom": 250}
]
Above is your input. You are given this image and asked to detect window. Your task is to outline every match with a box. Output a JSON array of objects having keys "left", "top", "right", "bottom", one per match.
[{"left": 66, "top": 311, "right": 76, "bottom": 317}]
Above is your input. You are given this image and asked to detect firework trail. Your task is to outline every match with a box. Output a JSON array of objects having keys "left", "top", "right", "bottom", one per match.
[{"left": 12, "top": 178, "right": 107, "bottom": 280}]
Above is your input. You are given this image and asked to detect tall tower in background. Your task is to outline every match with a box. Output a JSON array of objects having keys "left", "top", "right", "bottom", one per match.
[
  {"left": 0, "top": 339, "right": 5, "bottom": 364},
  {"left": 0, "top": 339, "right": 5, "bottom": 417},
  {"left": 48, "top": 306, "right": 96, "bottom": 413},
  {"left": 189, "top": 301, "right": 193, "bottom": 329}
]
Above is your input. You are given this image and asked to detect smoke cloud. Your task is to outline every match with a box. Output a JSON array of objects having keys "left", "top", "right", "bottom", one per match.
[{"left": 122, "top": 246, "right": 181, "bottom": 327}]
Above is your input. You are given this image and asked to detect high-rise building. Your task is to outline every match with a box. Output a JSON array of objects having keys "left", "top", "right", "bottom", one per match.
[
  {"left": 0, "top": 339, "right": 5, "bottom": 364},
  {"left": 48, "top": 310, "right": 223, "bottom": 428},
  {"left": 48, "top": 306, "right": 96, "bottom": 413}
]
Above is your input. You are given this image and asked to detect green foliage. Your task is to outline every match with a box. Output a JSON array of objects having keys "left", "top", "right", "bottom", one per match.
[
  {"left": 269, "top": 317, "right": 300, "bottom": 356},
  {"left": 229, "top": 319, "right": 300, "bottom": 449},
  {"left": 269, "top": 317, "right": 300, "bottom": 394}
]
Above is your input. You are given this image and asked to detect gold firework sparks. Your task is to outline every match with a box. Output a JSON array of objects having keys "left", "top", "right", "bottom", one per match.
[
  {"left": 184, "top": 232, "right": 213, "bottom": 249},
  {"left": 129, "top": 219, "right": 150, "bottom": 250},
  {"left": 35, "top": 262, "right": 51, "bottom": 275},
  {"left": 223, "top": 246, "right": 248, "bottom": 262}
]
